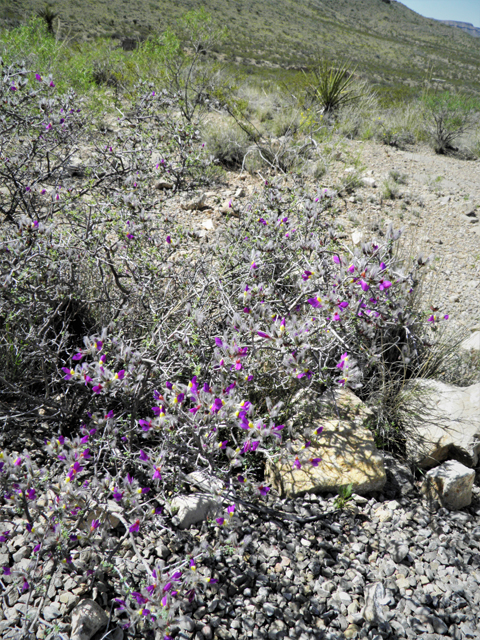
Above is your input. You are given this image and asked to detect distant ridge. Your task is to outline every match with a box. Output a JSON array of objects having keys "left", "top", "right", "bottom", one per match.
[{"left": 439, "top": 20, "right": 480, "bottom": 38}]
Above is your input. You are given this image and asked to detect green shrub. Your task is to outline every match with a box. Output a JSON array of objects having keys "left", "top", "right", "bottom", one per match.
[
  {"left": 203, "top": 117, "right": 250, "bottom": 168},
  {"left": 422, "top": 91, "right": 478, "bottom": 154}
]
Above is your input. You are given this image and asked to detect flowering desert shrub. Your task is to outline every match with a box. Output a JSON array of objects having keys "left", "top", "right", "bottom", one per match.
[{"left": 0, "top": 59, "right": 448, "bottom": 638}]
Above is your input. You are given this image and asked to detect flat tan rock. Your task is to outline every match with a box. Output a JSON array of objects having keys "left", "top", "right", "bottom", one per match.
[{"left": 268, "top": 389, "right": 386, "bottom": 497}]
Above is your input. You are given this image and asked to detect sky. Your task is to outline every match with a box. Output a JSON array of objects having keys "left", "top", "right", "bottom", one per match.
[{"left": 400, "top": 0, "right": 480, "bottom": 26}]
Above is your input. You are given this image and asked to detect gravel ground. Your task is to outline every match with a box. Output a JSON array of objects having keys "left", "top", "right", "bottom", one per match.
[{"left": 1, "top": 455, "right": 480, "bottom": 640}]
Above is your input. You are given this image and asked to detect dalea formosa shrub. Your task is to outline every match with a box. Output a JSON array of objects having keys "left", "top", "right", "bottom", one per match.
[{"left": 0, "top": 64, "right": 447, "bottom": 637}]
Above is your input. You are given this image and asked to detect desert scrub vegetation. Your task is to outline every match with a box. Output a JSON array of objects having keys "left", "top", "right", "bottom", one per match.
[{"left": 0, "top": 11, "right": 477, "bottom": 638}]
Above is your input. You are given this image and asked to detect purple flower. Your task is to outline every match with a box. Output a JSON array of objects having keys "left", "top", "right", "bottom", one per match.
[
  {"left": 139, "top": 450, "right": 149, "bottom": 461},
  {"left": 216, "top": 517, "right": 225, "bottom": 526},
  {"left": 166, "top": 235, "right": 171, "bottom": 244},
  {"left": 90, "top": 519, "right": 100, "bottom": 531},
  {"left": 22, "top": 579, "right": 29, "bottom": 592},
  {"left": 26, "top": 488, "right": 36, "bottom": 500},
  {"left": 359, "top": 280, "right": 369, "bottom": 292},
  {"left": 310, "top": 458, "right": 322, "bottom": 467},
  {"left": 132, "top": 591, "right": 148, "bottom": 604},
  {"left": 307, "top": 296, "right": 323, "bottom": 309},
  {"left": 35, "top": 73, "right": 42, "bottom": 82},
  {"left": 62, "top": 367, "right": 75, "bottom": 380},
  {"left": 3, "top": 566, "right": 11, "bottom": 575},
  {"left": 126, "top": 473, "right": 133, "bottom": 484},
  {"left": 174, "top": 393, "right": 185, "bottom": 404},
  {"left": 13, "top": 457, "right": 22, "bottom": 466},
  {"left": 215, "top": 337, "right": 223, "bottom": 347},
  {"left": 153, "top": 467, "right": 162, "bottom": 480},
  {"left": 302, "top": 270, "right": 313, "bottom": 281},
  {"left": 293, "top": 457, "right": 301, "bottom": 470},
  {"left": 257, "top": 331, "right": 271, "bottom": 339},
  {"left": 139, "top": 419, "right": 153, "bottom": 432},
  {"left": 378, "top": 280, "right": 392, "bottom": 291},
  {"left": 72, "top": 352, "right": 83, "bottom": 361},
  {"left": 165, "top": 381, "right": 173, "bottom": 390},
  {"left": 258, "top": 217, "right": 267, "bottom": 225},
  {"left": 211, "top": 398, "right": 223, "bottom": 413},
  {"left": 129, "top": 519, "right": 140, "bottom": 533},
  {"left": 113, "top": 489, "right": 124, "bottom": 502},
  {"left": 237, "top": 475, "right": 246, "bottom": 483},
  {"left": 338, "top": 301, "right": 349, "bottom": 309},
  {"left": 49, "top": 81, "right": 55, "bottom": 87},
  {"left": 33, "top": 543, "right": 41, "bottom": 553},
  {"left": 258, "top": 485, "right": 270, "bottom": 496},
  {"left": 333, "top": 255, "right": 341, "bottom": 265},
  {"left": 92, "top": 384, "right": 102, "bottom": 394},
  {"left": 379, "top": 262, "right": 386, "bottom": 271},
  {"left": 336, "top": 353, "right": 349, "bottom": 369},
  {"left": 219, "top": 440, "right": 228, "bottom": 449}
]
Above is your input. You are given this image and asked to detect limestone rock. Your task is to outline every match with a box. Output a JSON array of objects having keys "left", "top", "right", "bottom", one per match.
[
  {"left": 351, "top": 230, "right": 363, "bottom": 245},
  {"left": 219, "top": 198, "right": 237, "bottom": 215},
  {"left": 421, "top": 460, "right": 475, "bottom": 510},
  {"left": 363, "top": 582, "right": 387, "bottom": 623},
  {"left": 171, "top": 494, "right": 220, "bottom": 529},
  {"left": 404, "top": 379, "right": 480, "bottom": 468},
  {"left": 391, "top": 541, "right": 409, "bottom": 563},
  {"left": 155, "top": 180, "right": 173, "bottom": 190},
  {"left": 201, "top": 218, "right": 215, "bottom": 231},
  {"left": 182, "top": 193, "right": 207, "bottom": 211},
  {"left": 70, "top": 599, "right": 108, "bottom": 640},
  {"left": 268, "top": 389, "right": 386, "bottom": 497},
  {"left": 460, "top": 330, "right": 480, "bottom": 352},
  {"left": 186, "top": 471, "right": 224, "bottom": 494},
  {"left": 361, "top": 177, "right": 376, "bottom": 188}
]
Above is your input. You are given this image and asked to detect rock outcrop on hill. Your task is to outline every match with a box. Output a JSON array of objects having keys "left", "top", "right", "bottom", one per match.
[{"left": 439, "top": 20, "right": 480, "bottom": 38}]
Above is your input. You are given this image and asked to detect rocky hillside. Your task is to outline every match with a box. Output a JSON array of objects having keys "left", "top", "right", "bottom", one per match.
[
  {"left": 2, "top": 0, "right": 480, "bottom": 94},
  {"left": 439, "top": 21, "right": 480, "bottom": 39}
]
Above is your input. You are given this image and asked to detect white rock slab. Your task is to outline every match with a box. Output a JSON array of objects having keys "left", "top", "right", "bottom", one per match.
[
  {"left": 460, "top": 330, "right": 480, "bottom": 352},
  {"left": 405, "top": 379, "right": 480, "bottom": 468},
  {"left": 171, "top": 494, "right": 220, "bottom": 529},
  {"left": 421, "top": 460, "right": 475, "bottom": 510}
]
